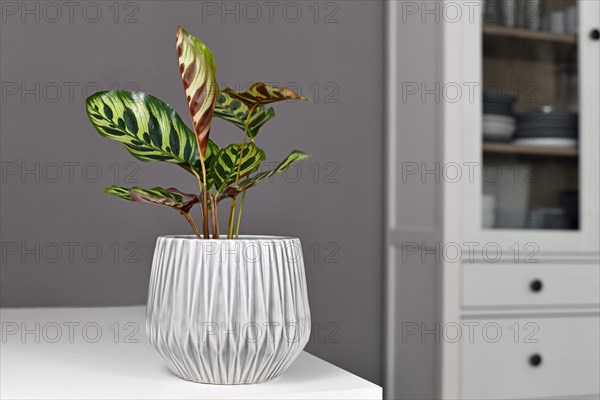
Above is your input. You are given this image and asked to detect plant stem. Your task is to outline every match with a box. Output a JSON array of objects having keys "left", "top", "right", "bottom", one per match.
[
  {"left": 198, "top": 154, "right": 211, "bottom": 239},
  {"left": 227, "top": 196, "right": 237, "bottom": 239},
  {"left": 181, "top": 211, "right": 201, "bottom": 239},
  {"left": 228, "top": 104, "right": 258, "bottom": 238},
  {"left": 193, "top": 168, "right": 210, "bottom": 239},
  {"left": 210, "top": 193, "right": 220, "bottom": 239},
  {"left": 235, "top": 190, "right": 247, "bottom": 239},
  {"left": 234, "top": 104, "right": 259, "bottom": 186}
]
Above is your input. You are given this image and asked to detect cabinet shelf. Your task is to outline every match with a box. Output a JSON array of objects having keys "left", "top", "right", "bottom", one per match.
[
  {"left": 483, "top": 142, "right": 578, "bottom": 157},
  {"left": 483, "top": 25, "right": 577, "bottom": 63},
  {"left": 483, "top": 25, "right": 577, "bottom": 44}
]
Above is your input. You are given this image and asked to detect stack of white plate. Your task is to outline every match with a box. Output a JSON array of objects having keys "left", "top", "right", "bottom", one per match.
[
  {"left": 483, "top": 114, "right": 516, "bottom": 142},
  {"left": 482, "top": 193, "right": 496, "bottom": 229},
  {"left": 483, "top": 91, "right": 516, "bottom": 142}
]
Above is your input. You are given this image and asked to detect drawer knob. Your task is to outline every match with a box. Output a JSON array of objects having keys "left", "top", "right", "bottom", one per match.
[
  {"left": 530, "top": 279, "right": 543, "bottom": 293},
  {"left": 591, "top": 29, "right": 600, "bottom": 40},
  {"left": 529, "top": 354, "right": 543, "bottom": 367}
]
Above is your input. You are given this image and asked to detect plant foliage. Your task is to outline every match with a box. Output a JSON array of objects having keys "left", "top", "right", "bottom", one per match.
[{"left": 85, "top": 26, "right": 309, "bottom": 239}]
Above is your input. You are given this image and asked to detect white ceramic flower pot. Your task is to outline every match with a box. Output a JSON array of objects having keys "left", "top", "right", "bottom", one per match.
[{"left": 146, "top": 235, "right": 311, "bottom": 384}]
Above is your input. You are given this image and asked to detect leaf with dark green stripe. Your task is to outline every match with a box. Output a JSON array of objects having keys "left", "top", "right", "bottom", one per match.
[
  {"left": 223, "top": 83, "right": 306, "bottom": 107},
  {"left": 103, "top": 185, "right": 132, "bottom": 201},
  {"left": 103, "top": 185, "right": 199, "bottom": 213},
  {"left": 213, "top": 92, "right": 275, "bottom": 139},
  {"left": 86, "top": 90, "right": 218, "bottom": 175},
  {"left": 224, "top": 150, "right": 309, "bottom": 198},
  {"left": 87, "top": 90, "right": 194, "bottom": 166},
  {"left": 210, "top": 143, "right": 266, "bottom": 193}
]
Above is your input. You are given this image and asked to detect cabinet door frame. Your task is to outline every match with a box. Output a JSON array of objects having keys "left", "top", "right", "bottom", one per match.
[{"left": 459, "top": 0, "right": 600, "bottom": 256}]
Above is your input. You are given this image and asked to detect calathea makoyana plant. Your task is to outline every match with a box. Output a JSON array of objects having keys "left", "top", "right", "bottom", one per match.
[{"left": 85, "top": 27, "right": 309, "bottom": 239}]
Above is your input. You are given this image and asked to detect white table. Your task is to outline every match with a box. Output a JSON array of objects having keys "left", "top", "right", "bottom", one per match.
[{"left": 0, "top": 306, "right": 381, "bottom": 399}]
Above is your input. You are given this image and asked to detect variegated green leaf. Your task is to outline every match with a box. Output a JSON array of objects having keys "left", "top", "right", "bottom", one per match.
[
  {"left": 210, "top": 143, "right": 266, "bottom": 193},
  {"left": 214, "top": 92, "right": 275, "bottom": 139},
  {"left": 223, "top": 82, "right": 306, "bottom": 107},
  {"left": 86, "top": 90, "right": 219, "bottom": 174},
  {"left": 176, "top": 26, "right": 219, "bottom": 157},
  {"left": 103, "top": 185, "right": 199, "bottom": 213},
  {"left": 224, "top": 150, "right": 310, "bottom": 198},
  {"left": 200, "top": 139, "right": 219, "bottom": 189},
  {"left": 103, "top": 185, "right": 132, "bottom": 201}
]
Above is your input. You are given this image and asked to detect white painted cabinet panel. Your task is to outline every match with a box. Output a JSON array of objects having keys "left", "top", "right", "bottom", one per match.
[
  {"left": 462, "top": 316, "right": 600, "bottom": 399},
  {"left": 463, "top": 263, "right": 600, "bottom": 308}
]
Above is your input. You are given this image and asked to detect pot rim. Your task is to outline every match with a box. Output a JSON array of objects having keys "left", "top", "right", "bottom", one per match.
[{"left": 158, "top": 235, "right": 297, "bottom": 241}]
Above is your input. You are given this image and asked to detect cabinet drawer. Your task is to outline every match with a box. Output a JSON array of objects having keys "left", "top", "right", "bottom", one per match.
[
  {"left": 462, "top": 263, "right": 600, "bottom": 308},
  {"left": 462, "top": 316, "right": 600, "bottom": 399}
]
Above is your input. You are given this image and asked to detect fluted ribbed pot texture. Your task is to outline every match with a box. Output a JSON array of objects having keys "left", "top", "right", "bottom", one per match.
[{"left": 146, "top": 235, "right": 311, "bottom": 384}]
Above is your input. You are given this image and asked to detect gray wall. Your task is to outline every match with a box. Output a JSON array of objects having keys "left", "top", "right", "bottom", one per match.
[{"left": 0, "top": 0, "right": 384, "bottom": 384}]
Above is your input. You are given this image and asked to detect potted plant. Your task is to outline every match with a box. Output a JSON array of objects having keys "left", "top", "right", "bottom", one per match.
[{"left": 85, "top": 26, "right": 311, "bottom": 384}]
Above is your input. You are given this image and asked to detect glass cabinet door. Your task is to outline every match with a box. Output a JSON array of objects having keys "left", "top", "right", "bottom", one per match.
[{"left": 481, "top": 0, "right": 580, "bottom": 230}]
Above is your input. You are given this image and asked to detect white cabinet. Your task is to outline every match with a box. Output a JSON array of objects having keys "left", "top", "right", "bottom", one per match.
[
  {"left": 459, "top": 0, "right": 600, "bottom": 255},
  {"left": 385, "top": 1, "right": 600, "bottom": 399},
  {"left": 462, "top": 263, "right": 600, "bottom": 308},
  {"left": 462, "top": 316, "right": 600, "bottom": 399}
]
